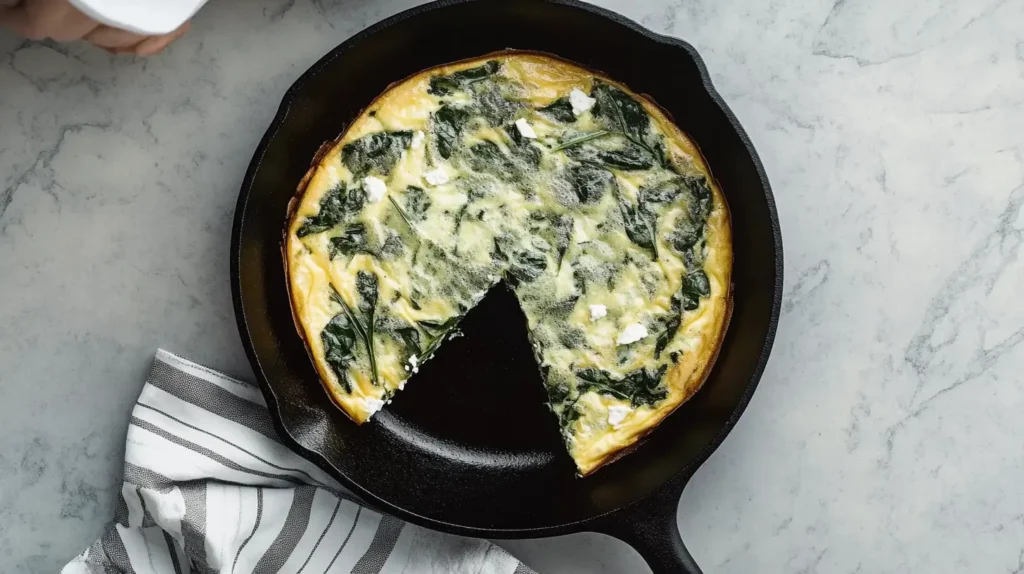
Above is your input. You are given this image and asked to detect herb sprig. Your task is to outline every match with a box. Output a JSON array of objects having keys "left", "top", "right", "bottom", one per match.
[{"left": 329, "top": 283, "right": 380, "bottom": 387}]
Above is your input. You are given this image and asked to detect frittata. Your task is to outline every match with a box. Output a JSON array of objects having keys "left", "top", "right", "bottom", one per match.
[{"left": 285, "top": 52, "right": 732, "bottom": 475}]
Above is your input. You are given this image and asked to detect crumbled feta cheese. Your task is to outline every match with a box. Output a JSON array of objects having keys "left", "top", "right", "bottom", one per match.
[
  {"left": 607, "top": 404, "right": 631, "bottom": 428},
  {"left": 398, "top": 379, "right": 407, "bottom": 390},
  {"left": 569, "top": 88, "right": 596, "bottom": 116},
  {"left": 424, "top": 168, "right": 449, "bottom": 186},
  {"left": 411, "top": 130, "right": 425, "bottom": 149},
  {"left": 363, "top": 176, "right": 387, "bottom": 202},
  {"left": 515, "top": 118, "right": 537, "bottom": 139},
  {"left": 617, "top": 323, "right": 649, "bottom": 345},
  {"left": 589, "top": 304, "right": 608, "bottom": 321},
  {"left": 364, "top": 398, "right": 386, "bottom": 418},
  {"left": 409, "top": 354, "right": 419, "bottom": 368}
]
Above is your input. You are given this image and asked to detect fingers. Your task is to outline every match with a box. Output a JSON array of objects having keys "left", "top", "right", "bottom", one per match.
[
  {"left": 129, "top": 21, "right": 190, "bottom": 57},
  {"left": 0, "top": 0, "right": 96, "bottom": 41},
  {"left": 46, "top": 5, "right": 98, "bottom": 41},
  {"left": 83, "top": 24, "right": 147, "bottom": 50},
  {"left": 0, "top": 0, "right": 190, "bottom": 56},
  {"left": 0, "top": 4, "right": 54, "bottom": 40},
  {"left": 87, "top": 20, "right": 190, "bottom": 56}
]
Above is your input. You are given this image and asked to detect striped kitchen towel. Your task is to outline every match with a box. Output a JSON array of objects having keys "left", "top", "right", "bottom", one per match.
[{"left": 60, "top": 349, "right": 535, "bottom": 574}]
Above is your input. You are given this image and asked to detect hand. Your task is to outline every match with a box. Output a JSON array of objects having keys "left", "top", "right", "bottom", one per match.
[{"left": 0, "top": 0, "right": 190, "bottom": 56}]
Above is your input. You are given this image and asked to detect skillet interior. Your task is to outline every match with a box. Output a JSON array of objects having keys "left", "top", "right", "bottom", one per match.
[{"left": 232, "top": 0, "right": 782, "bottom": 535}]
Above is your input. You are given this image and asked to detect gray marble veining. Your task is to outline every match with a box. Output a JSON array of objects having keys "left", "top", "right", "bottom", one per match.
[{"left": 2, "top": 0, "right": 1023, "bottom": 572}]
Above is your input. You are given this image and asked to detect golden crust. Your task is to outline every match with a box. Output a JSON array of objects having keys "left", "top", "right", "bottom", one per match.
[{"left": 284, "top": 51, "right": 733, "bottom": 471}]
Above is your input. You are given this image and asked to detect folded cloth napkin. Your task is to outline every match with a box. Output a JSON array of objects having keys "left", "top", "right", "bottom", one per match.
[{"left": 61, "top": 350, "right": 536, "bottom": 574}]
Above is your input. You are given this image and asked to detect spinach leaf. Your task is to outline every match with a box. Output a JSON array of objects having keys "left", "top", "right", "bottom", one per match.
[
  {"left": 639, "top": 179, "right": 685, "bottom": 205},
  {"left": 321, "top": 313, "right": 357, "bottom": 393},
  {"left": 682, "top": 249, "right": 701, "bottom": 272},
  {"left": 395, "top": 326, "right": 422, "bottom": 354},
  {"left": 572, "top": 274, "right": 588, "bottom": 302},
  {"left": 685, "top": 175, "right": 713, "bottom": 224},
  {"left": 356, "top": 271, "right": 378, "bottom": 316},
  {"left": 596, "top": 144, "right": 655, "bottom": 170},
  {"left": 467, "top": 139, "right": 505, "bottom": 163},
  {"left": 328, "top": 284, "right": 378, "bottom": 387},
  {"left": 452, "top": 203, "right": 470, "bottom": 236},
  {"left": 629, "top": 175, "right": 708, "bottom": 263},
  {"left": 539, "top": 97, "right": 577, "bottom": 123},
  {"left": 566, "top": 140, "right": 655, "bottom": 171},
  {"left": 619, "top": 200, "right": 659, "bottom": 259},
  {"left": 543, "top": 370, "right": 585, "bottom": 436},
  {"left": 345, "top": 186, "right": 366, "bottom": 211},
  {"left": 542, "top": 295, "right": 580, "bottom": 318},
  {"left": 592, "top": 81, "right": 650, "bottom": 143},
  {"left": 575, "top": 368, "right": 631, "bottom": 401},
  {"left": 669, "top": 221, "right": 702, "bottom": 253},
  {"left": 380, "top": 231, "right": 405, "bottom": 259},
  {"left": 328, "top": 223, "right": 369, "bottom": 259},
  {"left": 548, "top": 379, "right": 572, "bottom": 406},
  {"left": 553, "top": 395, "right": 583, "bottom": 434},
  {"left": 417, "top": 316, "right": 462, "bottom": 363},
  {"left": 418, "top": 317, "right": 459, "bottom": 337},
  {"left": 624, "top": 366, "right": 670, "bottom": 407},
  {"left": 511, "top": 249, "right": 548, "bottom": 285},
  {"left": 297, "top": 184, "right": 363, "bottom": 237},
  {"left": 559, "top": 328, "right": 586, "bottom": 349},
  {"left": 433, "top": 105, "right": 471, "bottom": 160},
  {"left": 552, "top": 214, "right": 573, "bottom": 268},
  {"left": 403, "top": 186, "right": 431, "bottom": 220},
  {"left": 505, "top": 123, "right": 528, "bottom": 147},
  {"left": 591, "top": 81, "right": 668, "bottom": 169},
  {"left": 654, "top": 315, "right": 681, "bottom": 358},
  {"left": 475, "top": 84, "right": 520, "bottom": 126},
  {"left": 654, "top": 290, "right": 687, "bottom": 357},
  {"left": 341, "top": 131, "right": 413, "bottom": 178},
  {"left": 467, "top": 140, "right": 518, "bottom": 181},
  {"left": 575, "top": 365, "right": 669, "bottom": 408},
  {"left": 428, "top": 60, "right": 500, "bottom": 96},
  {"left": 494, "top": 237, "right": 548, "bottom": 287},
  {"left": 568, "top": 164, "right": 616, "bottom": 205},
  {"left": 467, "top": 184, "right": 489, "bottom": 203},
  {"left": 560, "top": 404, "right": 583, "bottom": 435},
  {"left": 678, "top": 269, "right": 710, "bottom": 312},
  {"left": 503, "top": 124, "right": 541, "bottom": 167}
]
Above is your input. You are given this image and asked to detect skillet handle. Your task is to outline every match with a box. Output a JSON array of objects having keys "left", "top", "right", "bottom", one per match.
[{"left": 594, "top": 480, "right": 702, "bottom": 574}]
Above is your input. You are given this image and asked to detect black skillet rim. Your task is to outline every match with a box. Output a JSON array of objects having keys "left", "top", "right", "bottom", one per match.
[{"left": 230, "top": 0, "right": 784, "bottom": 539}]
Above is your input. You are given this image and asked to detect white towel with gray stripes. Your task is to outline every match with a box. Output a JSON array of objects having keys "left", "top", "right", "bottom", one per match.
[{"left": 60, "top": 349, "right": 536, "bottom": 574}]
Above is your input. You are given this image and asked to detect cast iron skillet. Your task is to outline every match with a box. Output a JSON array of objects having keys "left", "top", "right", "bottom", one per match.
[{"left": 231, "top": 1, "right": 782, "bottom": 571}]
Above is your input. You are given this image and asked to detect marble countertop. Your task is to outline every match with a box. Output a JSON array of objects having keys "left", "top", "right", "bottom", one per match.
[{"left": 3, "top": 0, "right": 1023, "bottom": 572}]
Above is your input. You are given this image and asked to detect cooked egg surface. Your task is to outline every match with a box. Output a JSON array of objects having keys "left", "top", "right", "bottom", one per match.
[{"left": 286, "top": 52, "right": 732, "bottom": 475}]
